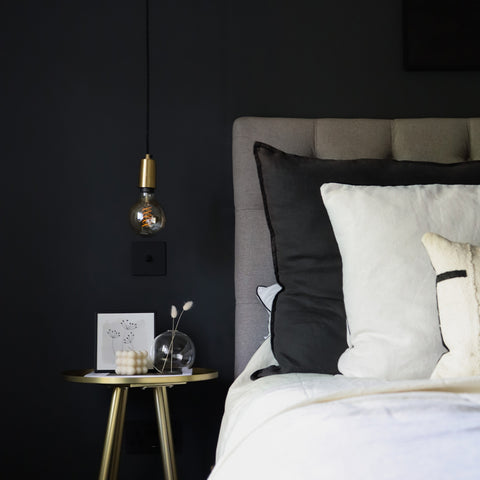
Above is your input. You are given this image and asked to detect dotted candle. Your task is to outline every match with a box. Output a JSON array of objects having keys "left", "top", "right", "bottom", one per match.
[{"left": 115, "top": 350, "right": 149, "bottom": 375}]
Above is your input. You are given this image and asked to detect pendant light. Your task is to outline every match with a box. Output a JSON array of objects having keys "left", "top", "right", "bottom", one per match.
[{"left": 129, "top": 0, "right": 166, "bottom": 236}]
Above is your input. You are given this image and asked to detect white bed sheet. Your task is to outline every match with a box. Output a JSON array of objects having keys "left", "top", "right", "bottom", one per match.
[{"left": 210, "top": 339, "right": 480, "bottom": 480}]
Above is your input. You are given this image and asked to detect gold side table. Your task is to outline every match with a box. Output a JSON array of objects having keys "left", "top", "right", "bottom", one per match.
[{"left": 63, "top": 367, "right": 218, "bottom": 480}]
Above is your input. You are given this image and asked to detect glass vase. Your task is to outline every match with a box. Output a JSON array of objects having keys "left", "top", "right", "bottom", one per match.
[{"left": 150, "top": 330, "right": 195, "bottom": 374}]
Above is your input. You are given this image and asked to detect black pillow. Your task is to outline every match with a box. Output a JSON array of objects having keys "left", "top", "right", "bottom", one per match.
[{"left": 253, "top": 141, "right": 480, "bottom": 379}]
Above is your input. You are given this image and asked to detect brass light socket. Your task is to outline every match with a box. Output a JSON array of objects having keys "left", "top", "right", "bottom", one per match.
[{"left": 138, "top": 154, "right": 156, "bottom": 189}]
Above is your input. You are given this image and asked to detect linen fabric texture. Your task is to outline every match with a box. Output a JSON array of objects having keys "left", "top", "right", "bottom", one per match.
[
  {"left": 213, "top": 337, "right": 480, "bottom": 480},
  {"left": 256, "top": 284, "right": 282, "bottom": 336},
  {"left": 254, "top": 141, "right": 480, "bottom": 378},
  {"left": 422, "top": 232, "right": 480, "bottom": 378},
  {"left": 321, "top": 183, "right": 480, "bottom": 380}
]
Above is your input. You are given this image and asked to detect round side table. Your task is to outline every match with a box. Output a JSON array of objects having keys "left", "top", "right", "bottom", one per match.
[{"left": 63, "top": 367, "right": 218, "bottom": 480}]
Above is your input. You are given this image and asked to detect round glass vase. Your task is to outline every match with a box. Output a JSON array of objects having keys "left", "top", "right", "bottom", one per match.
[{"left": 151, "top": 330, "right": 195, "bottom": 374}]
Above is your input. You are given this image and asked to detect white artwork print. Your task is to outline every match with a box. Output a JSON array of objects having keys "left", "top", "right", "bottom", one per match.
[{"left": 96, "top": 312, "right": 154, "bottom": 371}]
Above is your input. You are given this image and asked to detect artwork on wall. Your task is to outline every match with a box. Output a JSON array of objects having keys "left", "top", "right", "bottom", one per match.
[
  {"left": 403, "top": 0, "right": 480, "bottom": 70},
  {"left": 95, "top": 312, "right": 155, "bottom": 371}
]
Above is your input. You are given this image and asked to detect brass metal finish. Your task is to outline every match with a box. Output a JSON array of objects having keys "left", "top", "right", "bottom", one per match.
[
  {"left": 62, "top": 367, "right": 218, "bottom": 385},
  {"left": 109, "top": 388, "right": 128, "bottom": 479},
  {"left": 63, "top": 368, "right": 218, "bottom": 480},
  {"left": 138, "top": 153, "right": 156, "bottom": 189},
  {"left": 98, "top": 387, "right": 128, "bottom": 480},
  {"left": 154, "top": 387, "right": 177, "bottom": 480}
]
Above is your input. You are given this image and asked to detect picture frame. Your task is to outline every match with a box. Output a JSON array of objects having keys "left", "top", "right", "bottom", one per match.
[
  {"left": 403, "top": 0, "right": 480, "bottom": 71},
  {"left": 95, "top": 312, "right": 155, "bottom": 372}
]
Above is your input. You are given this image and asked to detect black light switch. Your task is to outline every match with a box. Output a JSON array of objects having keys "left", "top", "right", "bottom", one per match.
[{"left": 131, "top": 241, "right": 167, "bottom": 276}]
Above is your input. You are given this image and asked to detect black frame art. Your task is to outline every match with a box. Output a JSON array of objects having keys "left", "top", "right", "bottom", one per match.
[{"left": 403, "top": 0, "right": 480, "bottom": 71}]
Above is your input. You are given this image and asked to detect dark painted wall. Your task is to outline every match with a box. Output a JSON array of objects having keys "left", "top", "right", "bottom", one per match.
[{"left": 2, "top": 1, "right": 479, "bottom": 479}]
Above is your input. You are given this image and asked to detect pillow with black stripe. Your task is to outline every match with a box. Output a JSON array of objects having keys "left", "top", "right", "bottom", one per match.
[
  {"left": 422, "top": 232, "right": 480, "bottom": 378},
  {"left": 253, "top": 141, "right": 480, "bottom": 378}
]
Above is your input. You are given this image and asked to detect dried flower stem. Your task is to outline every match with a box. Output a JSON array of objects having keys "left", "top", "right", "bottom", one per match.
[
  {"left": 170, "top": 316, "right": 175, "bottom": 372},
  {"left": 160, "top": 301, "right": 193, "bottom": 374}
]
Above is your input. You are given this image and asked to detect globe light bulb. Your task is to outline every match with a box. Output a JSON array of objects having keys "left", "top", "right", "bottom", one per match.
[
  {"left": 129, "top": 188, "right": 166, "bottom": 235},
  {"left": 129, "top": 154, "right": 166, "bottom": 236}
]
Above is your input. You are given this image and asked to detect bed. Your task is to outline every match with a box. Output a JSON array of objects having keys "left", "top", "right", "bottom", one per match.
[{"left": 209, "top": 117, "right": 480, "bottom": 480}]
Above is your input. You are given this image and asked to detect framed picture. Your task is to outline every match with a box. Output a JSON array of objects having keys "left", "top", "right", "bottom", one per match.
[
  {"left": 95, "top": 312, "right": 155, "bottom": 372},
  {"left": 403, "top": 0, "right": 480, "bottom": 70}
]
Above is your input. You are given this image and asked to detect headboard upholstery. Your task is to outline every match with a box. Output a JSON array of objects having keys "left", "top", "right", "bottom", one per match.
[{"left": 232, "top": 117, "right": 480, "bottom": 376}]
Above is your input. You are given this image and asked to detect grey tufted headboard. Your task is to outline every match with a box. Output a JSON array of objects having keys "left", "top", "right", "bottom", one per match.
[{"left": 232, "top": 116, "right": 480, "bottom": 377}]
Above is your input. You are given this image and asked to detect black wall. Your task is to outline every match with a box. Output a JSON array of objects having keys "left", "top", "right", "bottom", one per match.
[{"left": 2, "top": 1, "right": 479, "bottom": 479}]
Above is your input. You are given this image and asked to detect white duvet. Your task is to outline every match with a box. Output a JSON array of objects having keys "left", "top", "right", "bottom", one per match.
[{"left": 209, "top": 340, "right": 480, "bottom": 480}]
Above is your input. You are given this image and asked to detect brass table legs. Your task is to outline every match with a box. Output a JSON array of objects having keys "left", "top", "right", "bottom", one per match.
[
  {"left": 99, "top": 386, "right": 128, "bottom": 480},
  {"left": 154, "top": 386, "right": 178, "bottom": 480},
  {"left": 98, "top": 385, "right": 178, "bottom": 480}
]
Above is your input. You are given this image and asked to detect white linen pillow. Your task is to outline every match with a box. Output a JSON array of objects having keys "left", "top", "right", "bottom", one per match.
[
  {"left": 256, "top": 284, "right": 282, "bottom": 337},
  {"left": 422, "top": 232, "right": 480, "bottom": 378},
  {"left": 320, "top": 183, "right": 480, "bottom": 380}
]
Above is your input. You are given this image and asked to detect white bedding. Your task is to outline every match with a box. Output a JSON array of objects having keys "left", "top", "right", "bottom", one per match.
[{"left": 210, "top": 340, "right": 480, "bottom": 480}]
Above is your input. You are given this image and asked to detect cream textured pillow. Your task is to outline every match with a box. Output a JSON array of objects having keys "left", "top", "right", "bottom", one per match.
[
  {"left": 321, "top": 183, "right": 480, "bottom": 380},
  {"left": 422, "top": 232, "right": 480, "bottom": 378}
]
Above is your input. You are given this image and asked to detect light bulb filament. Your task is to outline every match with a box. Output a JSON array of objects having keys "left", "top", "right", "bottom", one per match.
[
  {"left": 141, "top": 205, "right": 154, "bottom": 227},
  {"left": 130, "top": 186, "right": 165, "bottom": 235}
]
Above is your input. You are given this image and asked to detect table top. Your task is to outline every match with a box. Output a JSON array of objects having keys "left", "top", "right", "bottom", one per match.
[{"left": 62, "top": 367, "right": 218, "bottom": 387}]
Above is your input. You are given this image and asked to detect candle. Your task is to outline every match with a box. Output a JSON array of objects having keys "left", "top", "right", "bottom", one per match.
[{"left": 115, "top": 350, "right": 149, "bottom": 375}]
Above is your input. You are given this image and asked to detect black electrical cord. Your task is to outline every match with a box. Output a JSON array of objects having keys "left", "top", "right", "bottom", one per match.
[{"left": 145, "top": 0, "right": 150, "bottom": 155}]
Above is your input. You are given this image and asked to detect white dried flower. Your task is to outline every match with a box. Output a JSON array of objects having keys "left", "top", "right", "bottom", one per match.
[
  {"left": 170, "top": 305, "right": 178, "bottom": 319},
  {"left": 182, "top": 301, "right": 194, "bottom": 311}
]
